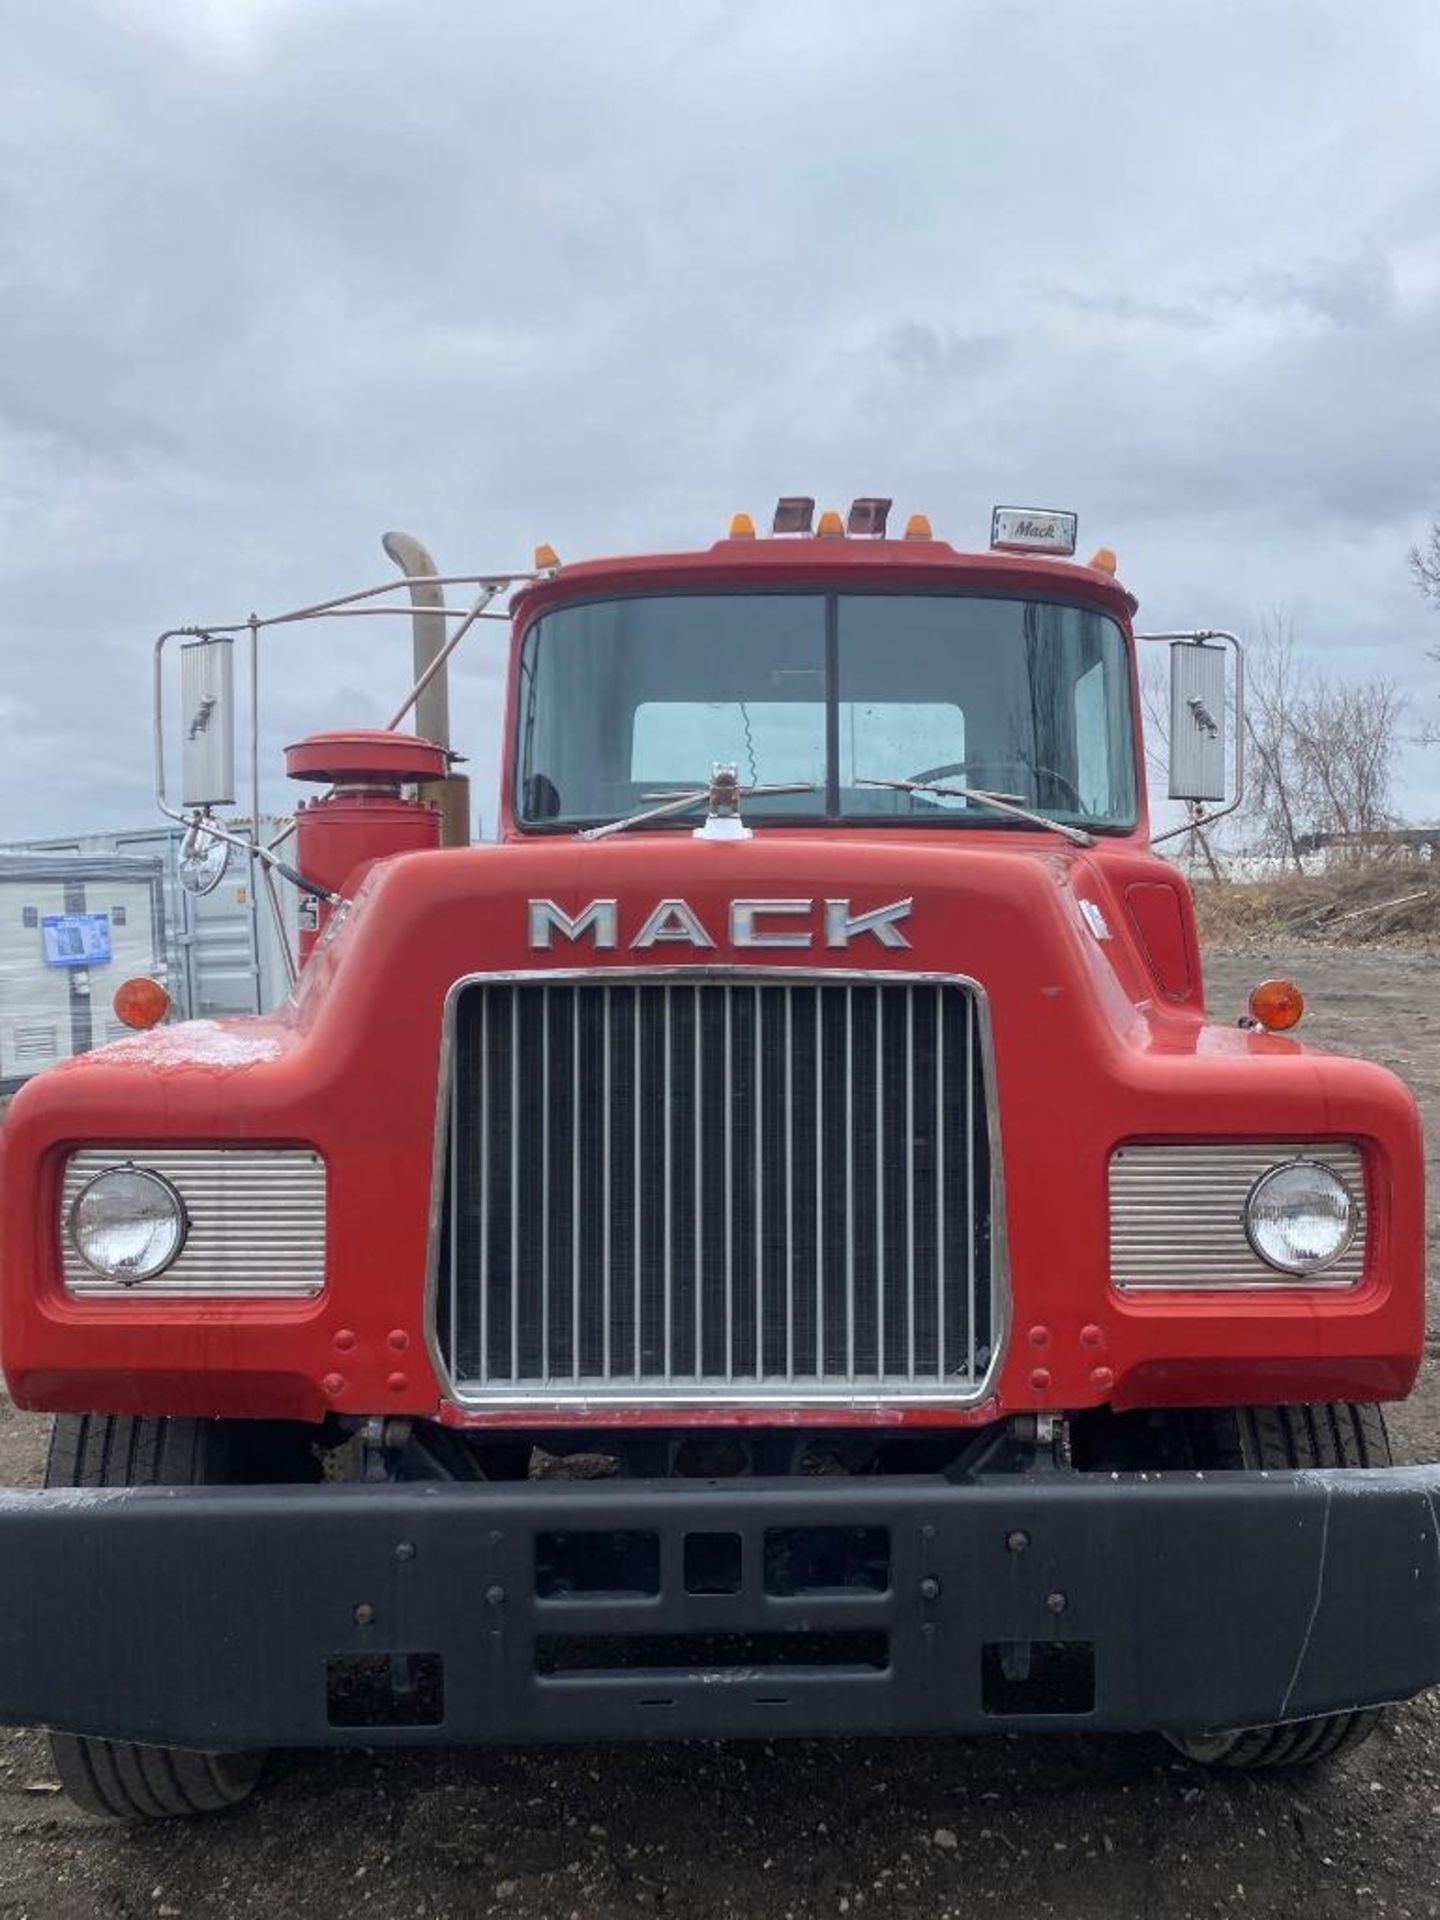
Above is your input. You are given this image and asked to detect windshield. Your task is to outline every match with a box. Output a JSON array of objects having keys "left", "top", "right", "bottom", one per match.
[{"left": 515, "top": 592, "right": 1138, "bottom": 830}]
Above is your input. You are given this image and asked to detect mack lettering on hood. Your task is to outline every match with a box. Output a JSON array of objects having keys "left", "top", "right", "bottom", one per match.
[{"left": 527, "top": 898, "right": 913, "bottom": 951}]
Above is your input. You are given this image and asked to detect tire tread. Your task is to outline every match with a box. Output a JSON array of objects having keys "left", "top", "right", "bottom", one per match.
[
  {"left": 44, "top": 1412, "right": 265, "bottom": 1821},
  {"left": 1166, "top": 1400, "right": 1390, "bottom": 1773}
]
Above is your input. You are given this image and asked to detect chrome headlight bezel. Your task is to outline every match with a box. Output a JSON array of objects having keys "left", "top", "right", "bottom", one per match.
[
  {"left": 67, "top": 1162, "right": 190, "bottom": 1285},
  {"left": 1242, "top": 1157, "right": 1358, "bottom": 1277}
]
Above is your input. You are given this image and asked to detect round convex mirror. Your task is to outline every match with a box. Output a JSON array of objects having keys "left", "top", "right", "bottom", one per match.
[{"left": 177, "top": 821, "right": 231, "bottom": 897}]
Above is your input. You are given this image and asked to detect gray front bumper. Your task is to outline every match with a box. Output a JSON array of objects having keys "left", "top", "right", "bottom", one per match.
[{"left": 1, "top": 1466, "right": 1437, "bottom": 1750}]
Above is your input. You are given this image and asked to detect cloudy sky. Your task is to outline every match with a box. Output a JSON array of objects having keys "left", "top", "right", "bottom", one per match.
[{"left": 2, "top": 0, "right": 1438, "bottom": 842}]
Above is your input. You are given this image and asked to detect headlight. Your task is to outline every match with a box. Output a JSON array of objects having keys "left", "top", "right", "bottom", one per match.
[
  {"left": 1243, "top": 1159, "right": 1357, "bottom": 1276},
  {"left": 68, "top": 1164, "right": 188, "bottom": 1284}
]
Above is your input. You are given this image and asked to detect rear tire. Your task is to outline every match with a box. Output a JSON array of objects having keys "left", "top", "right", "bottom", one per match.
[
  {"left": 43, "top": 1413, "right": 299, "bottom": 1819},
  {"left": 1164, "top": 1403, "right": 1391, "bottom": 1771}
]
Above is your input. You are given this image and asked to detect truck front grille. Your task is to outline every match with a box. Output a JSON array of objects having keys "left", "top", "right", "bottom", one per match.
[{"left": 435, "top": 976, "right": 997, "bottom": 1406}]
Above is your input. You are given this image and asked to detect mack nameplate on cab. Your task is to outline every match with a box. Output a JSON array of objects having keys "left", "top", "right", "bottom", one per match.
[{"left": 0, "top": 498, "right": 1432, "bottom": 1821}]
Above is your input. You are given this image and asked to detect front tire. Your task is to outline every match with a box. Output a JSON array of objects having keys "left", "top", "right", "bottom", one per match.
[
  {"left": 1164, "top": 1403, "right": 1391, "bottom": 1771},
  {"left": 44, "top": 1413, "right": 301, "bottom": 1820}
]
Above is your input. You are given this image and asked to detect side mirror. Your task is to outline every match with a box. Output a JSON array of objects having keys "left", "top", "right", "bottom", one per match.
[
  {"left": 1137, "top": 628, "right": 1245, "bottom": 845},
  {"left": 179, "top": 635, "right": 236, "bottom": 810},
  {"left": 1167, "top": 637, "right": 1228, "bottom": 802}
]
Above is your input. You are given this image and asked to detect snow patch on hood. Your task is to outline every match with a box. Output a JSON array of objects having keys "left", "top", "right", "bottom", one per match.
[{"left": 88, "top": 1019, "right": 285, "bottom": 1071}]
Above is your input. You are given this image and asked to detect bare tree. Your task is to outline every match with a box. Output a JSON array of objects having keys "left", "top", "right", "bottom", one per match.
[
  {"left": 1138, "top": 650, "right": 1170, "bottom": 787},
  {"left": 1241, "top": 614, "right": 1407, "bottom": 861},
  {"left": 1242, "top": 614, "right": 1309, "bottom": 871},
  {"left": 1410, "top": 523, "right": 1440, "bottom": 657},
  {"left": 1289, "top": 676, "right": 1406, "bottom": 852},
  {"left": 1406, "top": 524, "right": 1440, "bottom": 742}
]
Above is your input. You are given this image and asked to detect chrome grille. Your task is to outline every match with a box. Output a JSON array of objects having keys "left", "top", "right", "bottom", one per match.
[{"left": 436, "top": 976, "right": 997, "bottom": 1405}]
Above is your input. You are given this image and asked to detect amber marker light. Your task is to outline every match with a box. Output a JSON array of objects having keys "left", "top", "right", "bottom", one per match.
[
  {"left": 113, "top": 976, "right": 171, "bottom": 1031},
  {"left": 533, "top": 542, "right": 561, "bottom": 570},
  {"left": 728, "top": 512, "right": 757, "bottom": 538},
  {"left": 903, "top": 512, "right": 933, "bottom": 540},
  {"left": 1088, "top": 547, "right": 1119, "bottom": 574},
  {"left": 815, "top": 509, "right": 845, "bottom": 537},
  {"left": 1249, "top": 978, "right": 1305, "bottom": 1032}
]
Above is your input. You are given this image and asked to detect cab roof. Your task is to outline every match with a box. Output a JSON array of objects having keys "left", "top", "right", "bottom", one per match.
[{"left": 511, "top": 536, "right": 1138, "bottom": 629}]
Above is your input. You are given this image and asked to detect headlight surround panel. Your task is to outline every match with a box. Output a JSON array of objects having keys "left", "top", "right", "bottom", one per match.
[
  {"left": 60, "top": 1148, "right": 326, "bottom": 1298},
  {"left": 1110, "top": 1142, "right": 1367, "bottom": 1291}
]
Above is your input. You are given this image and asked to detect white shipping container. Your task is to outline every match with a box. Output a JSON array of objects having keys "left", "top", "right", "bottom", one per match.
[
  {"left": 10, "top": 824, "right": 299, "bottom": 1028},
  {"left": 0, "top": 853, "right": 165, "bottom": 1090}
]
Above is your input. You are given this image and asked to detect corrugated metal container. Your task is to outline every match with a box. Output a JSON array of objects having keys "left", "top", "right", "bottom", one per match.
[
  {"left": 0, "top": 850, "right": 166, "bottom": 1090},
  {"left": 12, "top": 825, "right": 298, "bottom": 1025}
]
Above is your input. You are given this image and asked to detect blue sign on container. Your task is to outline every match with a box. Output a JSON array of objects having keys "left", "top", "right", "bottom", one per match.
[{"left": 41, "top": 913, "right": 112, "bottom": 969}]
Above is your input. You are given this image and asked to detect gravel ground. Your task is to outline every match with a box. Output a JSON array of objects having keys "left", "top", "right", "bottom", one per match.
[{"left": 1, "top": 946, "right": 1437, "bottom": 1920}]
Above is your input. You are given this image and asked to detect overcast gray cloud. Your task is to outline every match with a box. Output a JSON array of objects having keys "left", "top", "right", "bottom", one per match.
[{"left": 2, "top": 0, "right": 1438, "bottom": 839}]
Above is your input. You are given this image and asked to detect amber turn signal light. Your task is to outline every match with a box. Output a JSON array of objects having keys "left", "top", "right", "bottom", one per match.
[
  {"left": 113, "top": 977, "right": 171, "bottom": 1032},
  {"left": 1249, "top": 978, "right": 1305, "bottom": 1032}
]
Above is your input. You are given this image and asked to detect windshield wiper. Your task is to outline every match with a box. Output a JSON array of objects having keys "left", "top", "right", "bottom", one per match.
[
  {"left": 579, "top": 767, "right": 819, "bottom": 841},
  {"left": 857, "top": 776, "right": 1095, "bottom": 847}
]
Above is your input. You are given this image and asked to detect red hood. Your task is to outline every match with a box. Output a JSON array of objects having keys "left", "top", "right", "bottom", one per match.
[
  {"left": 296, "top": 830, "right": 1188, "bottom": 1051},
  {"left": 1, "top": 830, "right": 1424, "bottom": 1430}
]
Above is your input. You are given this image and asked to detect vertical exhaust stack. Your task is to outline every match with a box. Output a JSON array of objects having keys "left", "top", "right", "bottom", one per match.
[{"left": 382, "top": 531, "right": 471, "bottom": 848}]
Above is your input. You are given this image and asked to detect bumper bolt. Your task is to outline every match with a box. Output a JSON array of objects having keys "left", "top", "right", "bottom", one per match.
[
  {"left": 485, "top": 1584, "right": 506, "bottom": 1607},
  {"left": 1006, "top": 1530, "right": 1030, "bottom": 1555},
  {"left": 395, "top": 1541, "right": 416, "bottom": 1563},
  {"left": 354, "top": 1602, "right": 375, "bottom": 1626},
  {"left": 920, "top": 1576, "right": 941, "bottom": 1601},
  {"left": 1046, "top": 1590, "right": 1068, "bottom": 1615}
]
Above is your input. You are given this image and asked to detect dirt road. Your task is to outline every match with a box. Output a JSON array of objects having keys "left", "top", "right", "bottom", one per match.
[{"left": 2, "top": 948, "right": 1437, "bottom": 1919}]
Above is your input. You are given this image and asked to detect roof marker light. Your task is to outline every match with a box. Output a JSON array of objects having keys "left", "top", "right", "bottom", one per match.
[
  {"left": 846, "top": 497, "right": 892, "bottom": 537},
  {"left": 991, "top": 506, "right": 1078, "bottom": 556},
  {"left": 533, "top": 542, "right": 561, "bottom": 571},
  {"left": 728, "top": 512, "right": 757, "bottom": 539},
  {"left": 1088, "top": 547, "right": 1118, "bottom": 575},
  {"left": 903, "top": 512, "right": 933, "bottom": 541},
  {"left": 815, "top": 509, "right": 845, "bottom": 538},
  {"left": 772, "top": 497, "right": 815, "bottom": 535}
]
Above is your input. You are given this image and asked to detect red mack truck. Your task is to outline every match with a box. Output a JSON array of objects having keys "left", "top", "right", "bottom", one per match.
[{"left": 0, "top": 498, "right": 1434, "bottom": 1820}]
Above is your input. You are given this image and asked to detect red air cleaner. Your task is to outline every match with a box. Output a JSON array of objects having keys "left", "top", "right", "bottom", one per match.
[{"left": 285, "top": 730, "right": 446, "bottom": 961}]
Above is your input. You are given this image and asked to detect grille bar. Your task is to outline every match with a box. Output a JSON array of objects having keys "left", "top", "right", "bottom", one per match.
[{"left": 437, "top": 976, "right": 996, "bottom": 1405}]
